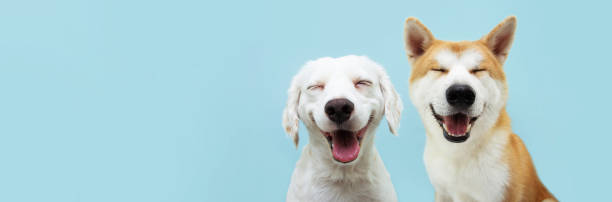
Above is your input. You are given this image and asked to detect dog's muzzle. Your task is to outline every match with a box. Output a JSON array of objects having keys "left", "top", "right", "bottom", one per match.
[
  {"left": 426, "top": 85, "right": 479, "bottom": 143},
  {"left": 320, "top": 99, "right": 371, "bottom": 163}
]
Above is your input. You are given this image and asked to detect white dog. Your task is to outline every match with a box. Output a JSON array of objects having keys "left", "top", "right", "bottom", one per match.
[{"left": 282, "top": 55, "right": 402, "bottom": 202}]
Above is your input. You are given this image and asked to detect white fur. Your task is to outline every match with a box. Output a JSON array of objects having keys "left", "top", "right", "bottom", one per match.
[
  {"left": 425, "top": 130, "right": 510, "bottom": 202},
  {"left": 409, "top": 49, "right": 510, "bottom": 202},
  {"left": 429, "top": 49, "right": 488, "bottom": 118},
  {"left": 283, "top": 55, "right": 402, "bottom": 202}
]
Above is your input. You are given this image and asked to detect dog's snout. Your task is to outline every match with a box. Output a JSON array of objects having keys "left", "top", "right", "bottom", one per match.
[
  {"left": 446, "top": 84, "right": 475, "bottom": 109},
  {"left": 325, "top": 98, "right": 354, "bottom": 124}
]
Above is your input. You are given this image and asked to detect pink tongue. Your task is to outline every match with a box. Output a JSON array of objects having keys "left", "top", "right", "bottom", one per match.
[
  {"left": 331, "top": 131, "right": 360, "bottom": 163},
  {"left": 443, "top": 114, "right": 469, "bottom": 135}
]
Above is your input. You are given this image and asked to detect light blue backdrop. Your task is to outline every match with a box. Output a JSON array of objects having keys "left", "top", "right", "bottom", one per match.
[{"left": 0, "top": 0, "right": 609, "bottom": 201}]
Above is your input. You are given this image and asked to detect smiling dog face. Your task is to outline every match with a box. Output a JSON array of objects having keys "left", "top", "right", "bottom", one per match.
[
  {"left": 405, "top": 17, "right": 516, "bottom": 143},
  {"left": 283, "top": 55, "right": 402, "bottom": 164}
]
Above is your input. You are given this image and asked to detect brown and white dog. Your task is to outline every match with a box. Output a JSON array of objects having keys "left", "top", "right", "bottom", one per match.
[{"left": 404, "top": 16, "right": 557, "bottom": 202}]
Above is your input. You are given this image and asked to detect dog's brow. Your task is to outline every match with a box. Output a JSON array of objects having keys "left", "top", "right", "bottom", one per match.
[
  {"left": 435, "top": 48, "right": 483, "bottom": 70},
  {"left": 307, "top": 79, "right": 325, "bottom": 86},
  {"left": 435, "top": 49, "right": 459, "bottom": 67},
  {"left": 353, "top": 76, "right": 372, "bottom": 82},
  {"left": 459, "top": 49, "right": 483, "bottom": 68}
]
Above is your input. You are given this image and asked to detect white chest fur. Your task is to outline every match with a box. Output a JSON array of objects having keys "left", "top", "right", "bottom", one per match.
[
  {"left": 286, "top": 146, "right": 397, "bottom": 202},
  {"left": 424, "top": 131, "right": 510, "bottom": 202}
]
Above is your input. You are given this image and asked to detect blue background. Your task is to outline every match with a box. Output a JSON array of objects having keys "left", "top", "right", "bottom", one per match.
[{"left": 0, "top": 0, "right": 609, "bottom": 201}]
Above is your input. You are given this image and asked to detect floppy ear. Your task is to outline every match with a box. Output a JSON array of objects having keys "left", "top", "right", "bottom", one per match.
[
  {"left": 282, "top": 76, "right": 301, "bottom": 148},
  {"left": 481, "top": 16, "right": 517, "bottom": 64},
  {"left": 404, "top": 17, "right": 435, "bottom": 63},
  {"left": 379, "top": 69, "right": 403, "bottom": 135}
]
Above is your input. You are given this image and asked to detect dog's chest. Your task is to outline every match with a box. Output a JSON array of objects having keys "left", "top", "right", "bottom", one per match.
[
  {"left": 424, "top": 140, "right": 510, "bottom": 201},
  {"left": 303, "top": 180, "right": 388, "bottom": 202},
  {"left": 288, "top": 170, "right": 395, "bottom": 202},
  {"left": 287, "top": 146, "right": 397, "bottom": 202}
]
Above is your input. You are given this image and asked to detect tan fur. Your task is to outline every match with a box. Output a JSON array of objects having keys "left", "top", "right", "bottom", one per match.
[
  {"left": 406, "top": 16, "right": 557, "bottom": 201},
  {"left": 486, "top": 110, "right": 556, "bottom": 202}
]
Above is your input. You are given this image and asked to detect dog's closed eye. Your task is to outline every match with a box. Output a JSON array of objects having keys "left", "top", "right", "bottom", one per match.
[
  {"left": 470, "top": 68, "right": 487, "bottom": 74},
  {"left": 430, "top": 68, "right": 447, "bottom": 73},
  {"left": 307, "top": 84, "right": 324, "bottom": 91},
  {"left": 355, "top": 80, "right": 372, "bottom": 88}
]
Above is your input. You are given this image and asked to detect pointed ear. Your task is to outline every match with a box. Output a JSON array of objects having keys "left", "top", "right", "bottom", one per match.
[
  {"left": 282, "top": 75, "right": 301, "bottom": 148},
  {"left": 482, "top": 16, "right": 517, "bottom": 64},
  {"left": 378, "top": 67, "right": 403, "bottom": 135},
  {"left": 404, "top": 17, "right": 435, "bottom": 63}
]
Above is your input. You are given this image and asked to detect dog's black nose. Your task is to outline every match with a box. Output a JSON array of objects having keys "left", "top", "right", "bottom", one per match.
[
  {"left": 446, "top": 84, "right": 475, "bottom": 109},
  {"left": 325, "top": 98, "right": 354, "bottom": 124}
]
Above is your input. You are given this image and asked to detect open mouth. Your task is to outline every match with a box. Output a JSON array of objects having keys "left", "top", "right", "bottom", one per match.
[
  {"left": 321, "top": 125, "right": 368, "bottom": 163},
  {"left": 430, "top": 104, "right": 478, "bottom": 143}
]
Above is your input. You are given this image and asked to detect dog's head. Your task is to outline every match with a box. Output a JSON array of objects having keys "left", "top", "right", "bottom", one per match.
[
  {"left": 283, "top": 55, "right": 402, "bottom": 164},
  {"left": 405, "top": 16, "right": 516, "bottom": 143}
]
